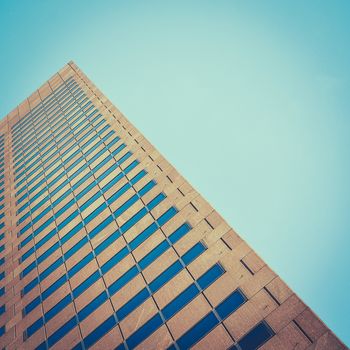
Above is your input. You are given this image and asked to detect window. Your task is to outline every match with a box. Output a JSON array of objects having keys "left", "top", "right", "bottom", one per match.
[
  {"left": 175, "top": 312, "right": 219, "bottom": 349},
  {"left": 125, "top": 314, "right": 163, "bottom": 349},
  {"left": 216, "top": 289, "right": 247, "bottom": 319},
  {"left": 230, "top": 321, "right": 275, "bottom": 350}
]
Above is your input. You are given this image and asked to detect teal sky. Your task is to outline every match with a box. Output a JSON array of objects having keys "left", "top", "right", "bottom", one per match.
[{"left": 1, "top": 0, "right": 349, "bottom": 345}]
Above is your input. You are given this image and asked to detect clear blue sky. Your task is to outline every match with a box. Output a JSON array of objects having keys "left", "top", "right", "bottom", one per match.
[{"left": 1, "top": 0, "right": 349, "bottom": 345}]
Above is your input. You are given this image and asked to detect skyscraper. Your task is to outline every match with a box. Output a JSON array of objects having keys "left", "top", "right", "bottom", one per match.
[{"left": 0, "top": 62, "right": 346, "bottom": 349}]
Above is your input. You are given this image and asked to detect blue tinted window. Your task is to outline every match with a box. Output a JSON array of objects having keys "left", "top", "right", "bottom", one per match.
[
  {"left": 71, "top": 342, "right": 84, "bottom": 350},
  {"left": 96, "top": 154, "right": 134, "bottom": 184},
  {"left": 182, "top": 242, "right": 206, "bottom": 265},
  {"left": 88, "top": 144, "right": 115, "bottom": 166},
  {"left": 61, "top": 222, "right": 84, "bottom": 245},
  {"left": 197, "top": 263, "right": 225, "bottom": 290},
  {"left": 18, "top": 211, "right": 30, "bottom": 224},
  {"left": 73, "top": 270, "right": 101, "bottom": 298},
  {"left": 0, "top": 304, "right": 5, "bottom": 315},
  {"left": 18, "top": 235, "right": 33, "bottom": 249},
  {"left": 176, "top": 312, "right": 219, "bottom": 349},
  {"left": 20, "top": 247, "right": 35, "bottom": 263},
  {"left": 19, "top": 217, "right": 54, "bottom": 248},
  {"left": 39, "top": 259, "right": 63, "bottom": 284},
  {"left": 138, "top": 223, "right": 192, "bottom": 271},
  {"left": 26, "top": 317, "right": 44, "bottom": 338},
  {"left": 157, "top": 207, "right": 178, "bottom": 226},
  {"left": 139, "top": 180, "right": 156, "bottom": 197},
  {"left": 52, "top": 191, "right": 72, "bottom": 210},
  {"left": 111, "top": 143, "right": 126, "bottom": 157},
  {"left": 29, "top": 206, "right": 53, "bottom": 230},
  {"left": 55, "top": 199, "right": 76, "bottom": 217},
  {"left": 101, "top": 172, "right": 125, "bottom": 194},
  {"left": 101, "top": 247, "right": 129, "bottom": 275},
  {"left": 113, "top": 194, "right": 139, "bottom": 218},
  {"left": 95, "top": 230, "right": 121, "bottom": 256},
  {"left": 161, "top": 263, "right": 225, "bottom": 322},
  {"left": 149, "top": 261, "right": 183, "bottom": 293},
  {"left": 65, "top": 237, "right": 88, "bottom": 260},
  {"left": 80, "top": 191, "right": 101, "bottom": 212},
  {"left": 78, "top": 291, "right": 108, "bottom": 322},
  {"left": 24, "top": 296, "right": 41, "bottom": 315},
  {"left": 47, "top": 317, "right": 77, "bottom": 347},
  {"left": 45, "top": 294, "right": 72, "bottom": 322},
  {"left": 83, "top": 315, "right": 116, "bottom": 349},
  {"left": 37, "top": 241, "right": 60, "bottom": 264},
  {"left": 84, "top": 203, "right": 107, "bottom": 225},
  {"left": 138, "top": 240, "right": 170, "bottom": 270},
  {"left": 42, "top": 275, "right": 67, "bottom": 300},
  {"left": 116, "top": 288, "right": 150, "bottom": 321},
  {"left": 19, "top": 223, "right": 31, "bottom": 236},
  {"left": 23, "top": 277, "right": 39, "bottom": 295},
  {"left": 126, "top": 314, "right": 163, "bottom": 349},
  {"left": 88, "top": 214, "right": 114, "bottom": 240},
  {"left": 120, "top": 207, "right": 148, "bottom": 233},
  {"left": 32, "top": 227, "right": 56, "bottom": 252},
  {"left": 108, "top": 265, "right": 138, "bottom": 296},
  {"left": 21, "top": 260, "right": 36, "bottom": 278},
  {"left": 68, "top": 252, "right": 94, "bottom": 278},
  {"left": 233, "top": 321, "right": 275, "bottom": 350},
  {"left": 130, "top": 170, "right": 147, "bottom": 185},
  {"left": 216, "top": 289, "right": 246, "bottom": 319},
  {"left": 162, "top": 284, "right": 199, "bottom": 321},
  {"left": 129, "top": 222, "right": 158, "bottom": 251},
  {"left": 146, "top": 192, "right": 165, "bottom": 210},
  {"left": 58, "top": 209, "right": 80, "bottom": 230},
  {"left": 93, "top": 153, "right": 114, "bottom": 173},
  {"left": 169, "top": 223, "right": 191, "bottom": 244}
]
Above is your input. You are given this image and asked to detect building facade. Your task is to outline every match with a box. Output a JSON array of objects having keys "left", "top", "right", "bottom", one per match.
[{"left": 0, "top": 62, "right": 346, "bottom": 349}]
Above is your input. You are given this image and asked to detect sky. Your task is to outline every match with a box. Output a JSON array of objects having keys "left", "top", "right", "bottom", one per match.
[{"left": 1, "top": 0, "right": 349, "bottom": 345}]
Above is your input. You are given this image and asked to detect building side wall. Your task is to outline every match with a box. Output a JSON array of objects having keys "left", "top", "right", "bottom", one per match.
[{"left": 0, "top": 62, "right": 346, "bottom": 350}]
